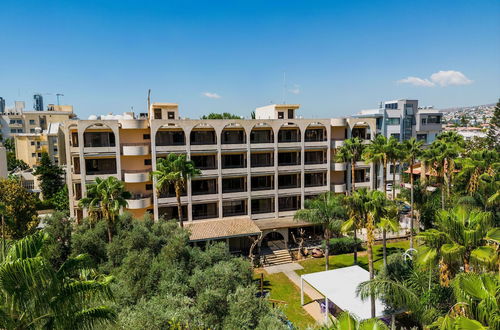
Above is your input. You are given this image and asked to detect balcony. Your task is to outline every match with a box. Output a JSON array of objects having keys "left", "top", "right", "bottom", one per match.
[
  {"left": 83, "top": 132, "right": 116, "bottom": 153},
  {"left": 331, "top": 140, "right": 344, "bottom": 148},
  {"left": 155, "top": 130, "right": 186, "bottom": 153},
  {"left": 192, "top": 202, "right": 219, "bottom": 220},
  {"left": 278, "top": 152, "right": 301, "bottom": 167},
  {"left": 126, "top": 194, "right": 153, "bottom": 209},
  {"left": 333, "top": 184, "right": 346, "bottom": 193},
  {"left": 251, "top": 176, "right": 274, "bottom": 192},
  {"left": 123, "top": 169, "right": 151, "bottom": 183},
  {"left": 332, "top": 162, "right": 347, "bottom": 171},
  {"left": 122, "top": 143, "right": 150, "bottom": 156},
  {"left": 222, "top": 200, "right": 247, "bottom": 217},
  {"left": 251, "top": 198, "right": 275, "bottom": 217}
]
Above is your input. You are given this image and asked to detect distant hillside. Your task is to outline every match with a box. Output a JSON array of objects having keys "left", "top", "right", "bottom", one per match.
[{"left": 440, "top": 103, "right": 495, "bottom": 113}]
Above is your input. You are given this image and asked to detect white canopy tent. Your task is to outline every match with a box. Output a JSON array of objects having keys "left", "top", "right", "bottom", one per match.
[{"left": 300, "top": 265, "right": 386, "bottom": 322}]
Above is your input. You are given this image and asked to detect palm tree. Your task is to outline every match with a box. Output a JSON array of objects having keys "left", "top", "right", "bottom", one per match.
[
  {"left": 0, "top": 232, "right": 116, "bottom": 329},
  {"left": 294, "top": 193, "right": 346, "bottom": 270},
  {"left": 363, "top": 134, "right": 389, "bottom": 194},
  {"left": 342, "top": 188, "right": 370, "bottom": 265},
  {"left": 417, "top": 207, "right": 496, "bottom": 285},
  {"left": 319, "top": 311, "right": 388, "bottom": 330},
  {"left": 152, "top": 153, "right": 201, "bottom": 228},
  {"left": 78, "top": 176, "right": 131, "bottom": 242},
  {"left": 336, "top": 137, "right": 365, "bottom": 195},
  {"left": 401, "top": 138, "right": 424, "bottom": 249},
  {"left": 377, "top": 204, "right": 400, "bottom": 267},
  {"left": 386, "top": 137, "right": 403, "bottom": 200}
]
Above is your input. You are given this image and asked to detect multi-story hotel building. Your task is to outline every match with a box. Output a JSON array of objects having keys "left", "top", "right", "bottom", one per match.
[{"left": 63, "top": 103, "right": 380, "bottom": 250}]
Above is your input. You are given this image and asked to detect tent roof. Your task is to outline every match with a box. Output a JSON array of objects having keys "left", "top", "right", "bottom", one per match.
[{"left": 301, "top": 265, "right": 386, "bottom": 320}]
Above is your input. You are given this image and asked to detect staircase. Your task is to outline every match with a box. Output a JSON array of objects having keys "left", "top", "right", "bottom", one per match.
[{"left": 262, "top": 241, "right": 293, "bottom": 266}]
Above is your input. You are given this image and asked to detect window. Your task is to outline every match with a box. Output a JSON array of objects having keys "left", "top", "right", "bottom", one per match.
[
  {"left": 30, "top": 141, "right": 35, "bottom": 146},
  {"left": 145, "top": 184, "right": 153, "bottom": 191},
  {"left": 386, "top": 118, "right": 400, "bottom": 125},
  {"left": 143, "top": 134, "right": 151, "bottom": 140},
  {"left": 37, "top": 153, "right": 41, "bottom": 157},
  {"left": 421, "top": 118, "right": 427, "bottom": 125},
  {"left": 385, "top": 103, "right": 398, "bottom": 109},
  {"left": 417, "top": 134, "right": 427, "bottom": 142},
  {"left": 17, "top": 120, "right": 22, "bottom": 124},
  {"left": 427, "top": 115, "right": 441, "bottom": 124},
  {"left": 278, "top": 112, "right": 284, "bottom": 119},
  {"left": 144, "top": 159, "right": 152, "bottom": 166},
  {"left": 288, "top": 109, "right": 294, "bottom": 119},
  {"left": 167, "top": 112, "right": 175, "bottom": 119},
  {"left": 30, "top": 129, "right": 35, "bottom": 133},
  {"left": 9, "top": 120, "right": 15, "bottom": 124},
  {"left": 154, "top": 108, "right": 162, "bottom": 120},
  {"left": 31, "top": 153, "right": 36, "bottom": 157},
  {"left": 390, "top": 133, "right": 400, "bottom": 140},
  {"left": 29, "top": 120, "right": 35, "bottom": 125}
]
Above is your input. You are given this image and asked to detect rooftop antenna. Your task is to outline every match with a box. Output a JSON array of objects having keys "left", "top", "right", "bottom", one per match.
[
  {"left": 56, "top": 93, "right": 64, "bottom": 105},
  {"left": 282, "top": 72, "right": 286, "bottom": 104}
]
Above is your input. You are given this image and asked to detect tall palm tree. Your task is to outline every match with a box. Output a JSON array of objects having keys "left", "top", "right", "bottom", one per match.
[
  {"left": 417, "top": 207, "right": 496, "bottom": 285},
  {"left": 78, "top": 176, "right": 131, "bottom": 242},
  {"left": 342, "top": 188, "right": 370, "bottom": 265},
  {"left": 152, "top": 153, "right": 201, "bottom": 227},
  {"left": 363, "top": 135, "right": 389, "bottom": 194},
  {"left": 402, "top": 138, "right": 424, "bottom": 249},
  {"left": 364, "top": 190, "right": 389, "bottom": 318},
  {"left": 336, "top": 137, "right": 365, "bottom": 195},
  {"left": 294, "top": 192, "right": 346, "bottom": 270},
  {"left": 319, "top": 311, "right": 389, "bottom": 330},
  {"left": 0, "top": 232, "right": 116, "bottom": 329},
  {"left": 386, "top": 137, "right": 403, "bottom": 200}
]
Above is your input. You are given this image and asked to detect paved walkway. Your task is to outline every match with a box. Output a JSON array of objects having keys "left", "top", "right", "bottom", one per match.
[{"left": 263, "top": 262, "right": 328, "bottom": 325}]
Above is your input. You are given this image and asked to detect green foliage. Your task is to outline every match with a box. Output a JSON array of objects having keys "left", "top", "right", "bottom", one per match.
[
  {"left": 78, "top": 176, "right": 131, "bottom": 242},
  {"left": 7, "top": 152, "right": 28, "bottom": 171},
  {"left": 42, "top": 211, "right": 73, "bottom": 268},
  {"left": 322, "top": 236, "right": 363, "bottom": 255},
  {"left": 33, "top": 152, "right": 64, "bottom": 199},
  {"left": 51, "top": 184, "right": 70, "bottom": 212},
  {"left": 201, "top": 112, "right": 241, "bottom": 119},
  {"left": 0, "top": 178, "right": 38, "bottom": 239},
  {"left": 0, "top": 232, "right": 116, "bottom": 329},
  {"left": 321, "top": 311, "right": 389, "bottom": 329},
  {"left": 485, "top": 99, "right": 500, "bottom": 152}
]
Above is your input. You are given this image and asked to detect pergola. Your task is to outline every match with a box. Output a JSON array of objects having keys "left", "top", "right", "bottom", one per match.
[{"left": 300, "top": 265, "right": 386, "bottom": 323}]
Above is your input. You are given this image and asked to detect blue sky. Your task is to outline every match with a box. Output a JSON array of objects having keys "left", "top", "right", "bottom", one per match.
[{"left": 1, "top": 0, "right": 499, "bottom": 119}]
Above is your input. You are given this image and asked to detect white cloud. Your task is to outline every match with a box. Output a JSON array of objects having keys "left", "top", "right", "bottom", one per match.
[
  {"left": 289, "top": 84, "right": 301, "bottom": 94},
  {"left": 397, "top": 70, "right": 472, "bottom": 87},
  {"left": 429, "top": 70, "right": 473, "bottom": 86},
  {"left": 397, "top": 76, "right": 435, "bottom": 87},
  {"left": 202, "top": 92, "right": 221, "bottom": 99}
]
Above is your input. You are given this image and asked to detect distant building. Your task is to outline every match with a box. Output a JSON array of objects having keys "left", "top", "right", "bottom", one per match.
[
  {"left": 33, "top": 94, "right": 44, "bottom": 111},
  {"left": 0, "top": 99, "right": 75, "bottom": 141},
  {"left": 0, "top": 97, "right": 5, "bottom": 114}
]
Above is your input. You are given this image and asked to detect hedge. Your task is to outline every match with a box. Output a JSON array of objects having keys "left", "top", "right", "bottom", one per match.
[{"left": 321, "top": 237, "right": 363, "bottom": 255}]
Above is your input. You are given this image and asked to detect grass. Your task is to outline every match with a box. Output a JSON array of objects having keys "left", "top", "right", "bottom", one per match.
[
  {"left": 253, "top": 269, "right": 316, "bottom": 329},
  {"left": 296, "top": 241, "right": 410, "bottom": 276}
]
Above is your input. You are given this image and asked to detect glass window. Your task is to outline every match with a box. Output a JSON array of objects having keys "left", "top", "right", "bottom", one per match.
[
  {"left": 154, "top": 108, "right": 162, "bottom": 119},
  {"left": 167, "top": 112, "right": 175, "bottom": 119},
  {"left": 390, "top": 133, "right": 400, "bottom": 140},
  {"left": 386, "top": 118, "right": 400, "bottom": 125},
  {"left": 288, "top": 109, "right": 294, "bottom": 119},
  {"left": 29, "top": 120, "right": 35, "bottom": 125},
  {"left": 278, "top": 112, "right": 284, "bottom": 119},
  {"left": 417, "top": 134, "right": 427, "bottom": 142},
  {"left": 143, "top": 134, "right": 150, "bottom": 140}
]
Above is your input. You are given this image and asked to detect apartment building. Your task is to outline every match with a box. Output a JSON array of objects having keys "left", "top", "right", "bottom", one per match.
[
  {"left": 355, "top": 99, "right": 443, "bottom": 188},
  {"left": 0, "top": 143, "right": 7, "bottom": 178},
  {"left": 0, "top": 101, "right": 75, "bottom": 139},
  {"left": 63, "top": 103, "right": 377, "bottom": 250},
  {"left": 14, "top": 123, "right": 66, "bottom": 167}
]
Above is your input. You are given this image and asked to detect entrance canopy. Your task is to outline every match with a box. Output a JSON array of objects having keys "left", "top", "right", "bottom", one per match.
[
  {"left": 301, "top": 265, "right": 386, "bottom": 320},
  {"left": 185, "top": 217, "right": 261, "bottom": 242}
]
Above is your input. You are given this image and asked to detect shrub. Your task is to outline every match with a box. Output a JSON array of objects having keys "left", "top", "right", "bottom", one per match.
[{"left": 322, "top": 236, "right": 363, "bottom": 255}]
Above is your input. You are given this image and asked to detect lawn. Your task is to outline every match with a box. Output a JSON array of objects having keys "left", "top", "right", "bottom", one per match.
[
  {"left": 253, "top": 269, "right": 316, "bottom": 329},
  {"left": 296, "top": 241, "right": 410, "bottom": 276}
]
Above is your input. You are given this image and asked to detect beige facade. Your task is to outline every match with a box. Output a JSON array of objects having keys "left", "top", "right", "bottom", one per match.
[
  {"left": 63, "top": 103, "right": 376, "bottom": 244},
  {"left": 14, "top": 123, "right": 66, "bottom": 167}
]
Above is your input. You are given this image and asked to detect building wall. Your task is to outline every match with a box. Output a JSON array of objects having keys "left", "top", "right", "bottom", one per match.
[{"left": 0, "top": 145, "right": 7, "bottom": 178}]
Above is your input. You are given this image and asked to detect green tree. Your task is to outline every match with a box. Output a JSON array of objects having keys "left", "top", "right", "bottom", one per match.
[
  {"left": 336, "top": 137, "right": 365, "bottom": 195},
  {"left": 431, "top": 272, "right": 499, "bottom": 329},
  {"left": 320, "top": 311, "right": 389, "bottom": 330},
  {"left": 152, "top": 153, "right": 200, "bottom": 227},
  {"left": 402, "top": 138, "right": 424, "bottom": 248},
  {"left": 386, "top": 137, "right": 404, "bottom": 200},
  {"left": 51, "top": 184, "right": 70, "bottom": 212},
  {"left": 342, "top": 188, "right": 370, "bottom": 265},
  {"left": 78, "top": 176, "right": 131, "bottom": 242},
  {"left": 363, "top": 134, "right": 389, "bottom": 194},
  {"left": 378, "top": 204, "right": 400, "bottom": 267},
  {"left": 201, "top": 113, "right": 241, "bottom": 119},
  {"left": 294, "top": 192, "right": 346, "bottom": 270},
  {"left": 43, "top": 211, "right": 73, "bottom": 268},
  {"left": 0, "top": 232, "right": 116, "bottom": 329},
  {"left": 417, "top": 207, "right": 497, "bottom": 286},
  {"left": 485, "top": 99, "right": 500, "bottom": 152},
  {"left": 33, "top": 152, "right": 64, "bottom": 199},
  {"left": 0, "top": 178, "right": 38, "bottom": 239}
]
